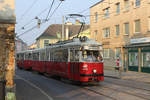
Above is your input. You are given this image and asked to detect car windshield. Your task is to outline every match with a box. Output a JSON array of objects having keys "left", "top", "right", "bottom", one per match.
[{"left": 82, "top": 50, "right": 103, "bottom": 62}]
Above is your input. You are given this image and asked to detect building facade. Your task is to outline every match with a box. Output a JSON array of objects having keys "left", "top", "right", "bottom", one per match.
[
  {"left": 90, "top": 0, "right": 150, "bottom": 73},
  {"left": 0, "top": 0, "right": 16, "bottom": 99},
  {"left": 15, "top": 38, "right": 28, "bottom": 53}
]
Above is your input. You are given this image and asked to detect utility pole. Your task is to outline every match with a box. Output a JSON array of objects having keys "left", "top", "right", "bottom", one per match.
[{"left": 62, "top": 16, "right": 65, "bottom": 41}]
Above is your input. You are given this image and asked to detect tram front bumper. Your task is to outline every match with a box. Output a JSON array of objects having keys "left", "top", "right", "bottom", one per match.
[{"left": 80, "top": 74, "right": 104, "bottom": 82}]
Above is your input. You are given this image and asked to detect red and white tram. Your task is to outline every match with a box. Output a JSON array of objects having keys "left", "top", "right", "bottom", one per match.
[{"left": 16, "top": 37, "right": 104, "bottom": 83}]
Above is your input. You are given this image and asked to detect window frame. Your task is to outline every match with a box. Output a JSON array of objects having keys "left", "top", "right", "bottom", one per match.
[
  {"left": 44, "top": 40, "right": 49, "bottom": 47},
  {"left": 95, "top": 12, "right": 98, "bottom": 23},
  {"left": 134, "top": 19, "right": 141, "bottom": 34},
  {"left": 104, "top": 7, "right": 109, "bottom": 18},
  {"left": 135, "top": 0, "right": 141, "bottom": 7},
  {"left": 116, "top": 3, "right": 120, "bottom": 14},
  {"left": 103, "top": 48, "right": 110, "bottom": 58},
  {"left": 103, "top": 27, "right": 110, "bottom": 38},
  {"left": 115, "top": 48, "right": 121, "bottom": 58},
  {"left": 124, "top": 0, "right": 129, "bottom": 11},
  {"left": 115, "top": 25, "right": 120, "bottom": 36},
  {"left": 124, "top": 22, "right": 129, "bottom": 35}
]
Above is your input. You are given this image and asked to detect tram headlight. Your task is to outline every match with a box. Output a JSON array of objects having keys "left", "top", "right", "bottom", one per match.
[{"left": 93, "top": 69, "right": 97, "bottom": 73}]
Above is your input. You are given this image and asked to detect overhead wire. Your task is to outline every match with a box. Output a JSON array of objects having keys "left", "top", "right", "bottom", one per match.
[
  {"left": 17, "top": 6, "right": 50, "bottom": 31},
  {"left": 46, "top": 1, "right": 63, "bottom": 21},
  {"left": 18, "top": 0, "right": 39, "bottom": 22},
  {"left": 46, "top": 0, "right": 55, "bottom": 20},
  {"left": 17, "top": 1, "right": 64, "bottom": 38}
]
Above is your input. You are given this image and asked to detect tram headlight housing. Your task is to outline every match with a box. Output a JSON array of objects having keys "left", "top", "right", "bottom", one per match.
[
  {"left": 93, "top": 69, "right": 97, "bottom": 73},
  {"left": 82, "top": 64, "right": 88, "bottom": 71},
  {"left": 83, "top": 65, "right": 88, "bottom": 68}
]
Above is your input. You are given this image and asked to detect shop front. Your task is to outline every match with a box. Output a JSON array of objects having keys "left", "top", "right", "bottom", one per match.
[{"left": 125, "top": 37, "right": 150, "bottom": 73}]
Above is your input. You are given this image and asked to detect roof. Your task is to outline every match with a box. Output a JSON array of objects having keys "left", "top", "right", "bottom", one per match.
[
  {"left": 124, "top": 42, "right": 150, "bottom": 48},
  {"left": 36, "top": 24, "right": 89, "bottom": 40},
  {"left": 90, "top": 0, "right": 104, "bottom": 8}
]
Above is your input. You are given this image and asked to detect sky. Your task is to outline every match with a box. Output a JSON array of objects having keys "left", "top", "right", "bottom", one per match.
[{"left": 15, "top": 0, "right": 101, "bottom": 45}]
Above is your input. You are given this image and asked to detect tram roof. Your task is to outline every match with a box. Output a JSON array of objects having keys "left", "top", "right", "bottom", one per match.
[
  {"left": 17, "top": 48, "right": 45, "bottom": 54},
  {"left": 47, "top": 37, "right": 102, "bottom": 48}
]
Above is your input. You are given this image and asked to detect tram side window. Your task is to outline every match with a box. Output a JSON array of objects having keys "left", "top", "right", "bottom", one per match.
[
  {"left": 74, "top": 50, "right": 79, "bottom": 62},
  {"left": 54, "top": 50, "right": 63, "bottom": 62},
  {"left": 70, "top": 50, "right": 74, "bottom": 62},
  {"left": 50, "top": 51, "right": 53, "bottom": 61},
  {"left": 28, "top": 53, "right": 32, "bottom": 60},
  {"left": 40, "top": 52, "right": 45, "bottom": 61},
  {"left": 45, "top": 50, "right": 50, "bottom": 61},
  {"left": 52, "top": 49, "right": 68, "bottom": 62},
  {"left": 25, "top": 53, "right": 28, "bottom": 60},
  {"left": 20, "top": 54, "right": 24, "bottom": 60},
  {"left": 33, "top": 53, "right": 39, "bottom": 61},
  {"left": 70, "top": 50, "right": 79, "bottom": 62},
  {"left": 16, "top": 54, "right": 19, "bottom": 60},
  {"left": 63, "top": 49, "right": 68, "bottom": 62}
]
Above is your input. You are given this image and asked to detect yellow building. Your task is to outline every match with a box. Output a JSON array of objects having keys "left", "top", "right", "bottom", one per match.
[
  {"left": 90, "top": 0, "right": 150, "bottom": 73},
  {"left": 69, "top": 28, "right": 90, "bottom": 39},
  {"left": 28, "top": 42, "right": 37, "bottom": 49},
  {"left": 37, "top": 24, "right": 89, "bottom": 48},
  {"left": 36, "top": 24, "right": 61, "bottom": 48}
]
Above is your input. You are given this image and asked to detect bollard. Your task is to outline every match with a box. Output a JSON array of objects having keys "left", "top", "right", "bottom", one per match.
[{"left": 0, "top": 80, "right": 6, "bottom": 100}]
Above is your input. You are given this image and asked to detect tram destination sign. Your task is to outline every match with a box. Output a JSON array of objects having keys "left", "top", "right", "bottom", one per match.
[{"left": 130, "top": 37, "right": 150, "bottom": 44}]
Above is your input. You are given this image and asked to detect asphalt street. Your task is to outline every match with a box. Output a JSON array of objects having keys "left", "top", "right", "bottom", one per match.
[{"left": 15, "top": 69, "right": 150, "bottom": 100}]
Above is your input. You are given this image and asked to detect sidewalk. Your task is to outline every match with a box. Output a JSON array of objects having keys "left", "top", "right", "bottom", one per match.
[{"left": 104, "top": 70, "right": 150, "bottom": 83}]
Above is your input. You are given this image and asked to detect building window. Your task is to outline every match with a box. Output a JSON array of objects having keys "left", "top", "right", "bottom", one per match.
[
  {"left": 124, "top": 23, "right": 129, "bottom": 35},
  {"left": 115, "top": 48, "right": 121, "bottom": 58},
  {"left": 94, "top": 30, "right": 98, "bottom": 39},
  {"left": 95, "top": 12, "right": 98, "bottom": 23},
  {"left": 135, "top": 20, "right": 141, "bottom": 33},
  {"left": 104, "top": 8, "right": 109, "bottom": 18},
  {"left": 129, "top": 52, "right": 138, "bottom": 66},
  {"left": 103, "top": 48, "right": 110, "bottom": 58},
  {"left": 148, "top": 17, "right": 150, "bottom": 31},
  {"left": 103, "top": 27, "right": 110, "bottom": 38},
  {"left": 124, "top": 0, "right": 129, "bottom": 11},
  {"left": 136, "top": 0, "right": 141, "bottom": 7},
  {"left": 115, "top": 25, "right": 120, "bottom": 36},
  {"left": 44, "top": 40, "right": 49, "bottom": 47},
  {"left": 116, "top": 3, "right": 120, "bottom": 14}
]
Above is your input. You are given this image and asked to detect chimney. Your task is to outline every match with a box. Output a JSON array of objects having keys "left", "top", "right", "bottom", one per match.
[
  {"left": 65, "top": 22, "right": 73, "bottom": 25},
  {"left": 65, "top": 25, "right": 69, "bottom": 40},
  {"left": 75, "top": 20, "right": 81, "bottom": 25}
]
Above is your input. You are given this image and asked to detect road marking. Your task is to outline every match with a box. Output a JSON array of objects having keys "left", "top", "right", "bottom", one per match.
[{"left": 15, "top": 75, "right": 53, "bottom": 100}]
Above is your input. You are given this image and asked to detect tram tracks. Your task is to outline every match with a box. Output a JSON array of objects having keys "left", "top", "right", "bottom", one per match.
[
  {"left": 79, "top": 78, "right": 150, "bottom": 100},
  {"left": 81, "top": 86, "right": 117, "bottom": 100},
  {"left": 104, "top": 78, "right": 150, "bottom": 92},
  {"left": 82, "top": 83, "right": 150, "bottom": 100},
  {"left": 101, "top": 83, "right": 150, "bottom": 100}
]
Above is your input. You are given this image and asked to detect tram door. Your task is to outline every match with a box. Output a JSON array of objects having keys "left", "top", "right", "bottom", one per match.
[{"left": 70, "top": 49, "right": 80, "bottom": 81}]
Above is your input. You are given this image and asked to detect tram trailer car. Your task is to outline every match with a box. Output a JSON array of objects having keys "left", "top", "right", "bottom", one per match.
[{"left": 16, "top": 37, "right": 104, "bottom": 83}]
